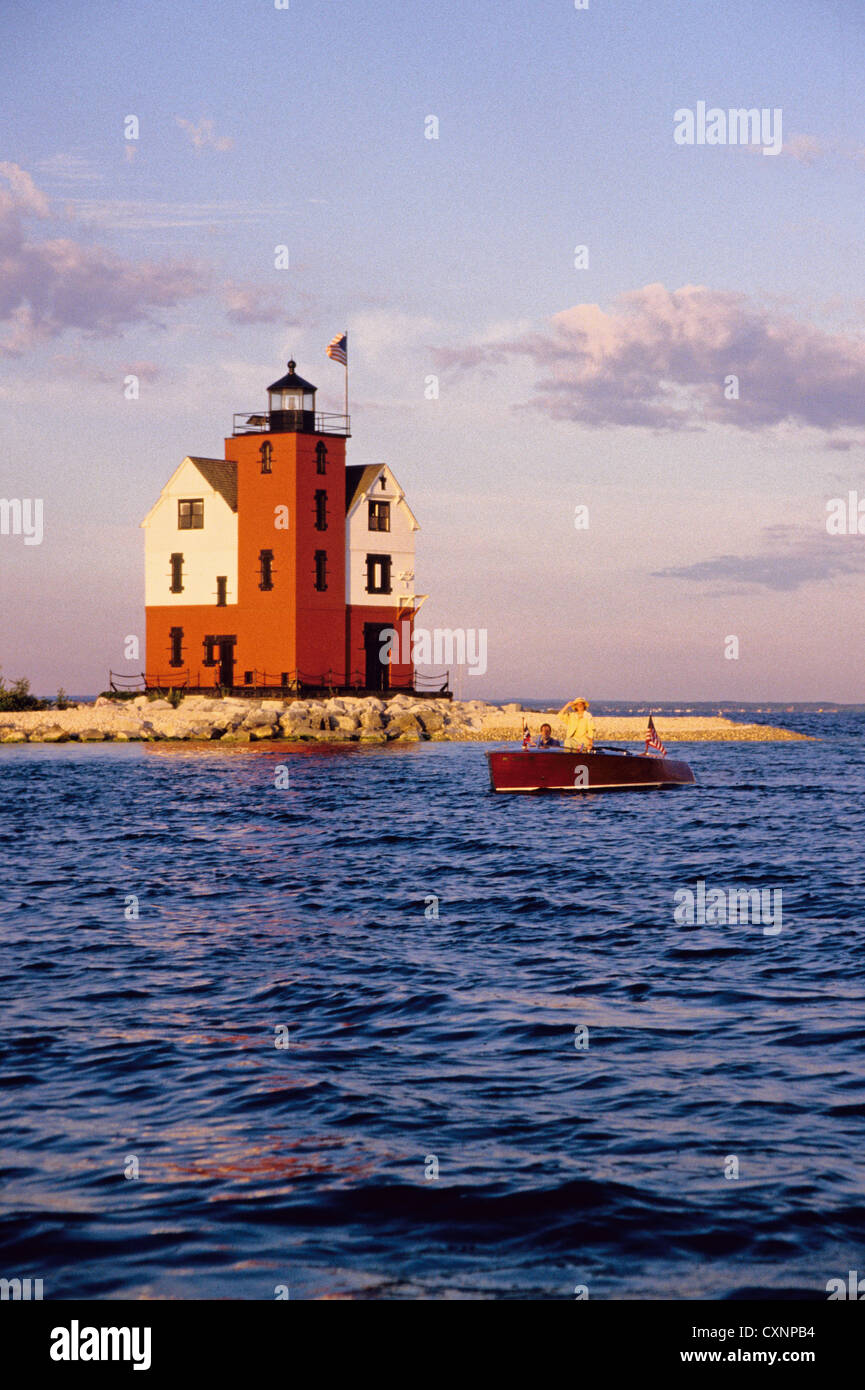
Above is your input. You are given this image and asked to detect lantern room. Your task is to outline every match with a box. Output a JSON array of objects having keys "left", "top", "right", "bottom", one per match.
[{"left": 266, "top": 360, "right": 317, "bottom": 432}]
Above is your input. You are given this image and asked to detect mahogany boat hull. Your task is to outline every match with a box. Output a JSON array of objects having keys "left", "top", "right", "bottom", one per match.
[{"left": 486, "top": 748, "right": 696, "bottom": 793}]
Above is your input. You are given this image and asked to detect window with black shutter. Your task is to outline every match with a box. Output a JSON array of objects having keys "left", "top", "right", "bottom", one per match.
[
  {"left": 316, "top": 442, "right": 327, "bottom": 474},
  {"left": 260, "top": 442, "right": 272, "bottom": 474},
  {"left": 203, "top": 636, "right": 216, "bottom": 667},
  {"left": 216, "top": 576, "right": 227, "bottom": 606},
  {"left": 259, "top": 550, "right": 274, "bottom": 590},
  {"left": 315, "top": 489, "right": 327, "bottom": 531},
  {"left": 365, "top": 553, "right": 392, "bottom": 594},
  {"left": 170, "top": 553, "right": 184, "bottom": 592},
  {"left": 314, "top": 550, "right": 328, "bottom": 591},
  {"left": 169, "top": 627, "right": 184, "bottom": 667}
]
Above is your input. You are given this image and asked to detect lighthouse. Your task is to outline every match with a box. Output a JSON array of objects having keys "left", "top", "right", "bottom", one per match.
[{"left": 141, "top": 358, "right": 426, "bottom": 694}]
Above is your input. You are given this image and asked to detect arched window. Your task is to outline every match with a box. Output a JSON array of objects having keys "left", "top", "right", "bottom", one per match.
[
  {"left": 316, "top": 441, "right": 327, "bottom": 474},
  {"left": 260, "top": 441, "right": 273, "bottom": 474}
]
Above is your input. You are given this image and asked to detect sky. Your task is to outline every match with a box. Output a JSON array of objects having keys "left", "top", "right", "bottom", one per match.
[{"left": 1, "top": 0, "right": 864, "bottom": 700}]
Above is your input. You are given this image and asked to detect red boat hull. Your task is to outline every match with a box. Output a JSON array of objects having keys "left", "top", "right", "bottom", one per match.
[{"left": 486, "top": 748, "right": 696, "bottom": 793}]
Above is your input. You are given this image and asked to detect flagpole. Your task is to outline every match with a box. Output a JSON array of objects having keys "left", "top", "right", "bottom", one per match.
[{"left": 344, "top": 329, "right": 348, "bottom": 424}]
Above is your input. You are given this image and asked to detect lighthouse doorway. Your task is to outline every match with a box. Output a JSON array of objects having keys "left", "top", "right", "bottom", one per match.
[
  {"left": 363, "top": 623, "right": 390, "bottom": 691},
  {"left": 215, "top": 637, "right": 236, "bottom": 689}
]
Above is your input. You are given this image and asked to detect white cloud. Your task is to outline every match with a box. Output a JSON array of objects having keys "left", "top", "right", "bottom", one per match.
[{"left": 175, "top": 117, "right": 234, "bottom": 153}]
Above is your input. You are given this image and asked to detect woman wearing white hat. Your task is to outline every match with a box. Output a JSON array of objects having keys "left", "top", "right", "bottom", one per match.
[{"left": 558, "top": 697, "right": 594, "bottom": 752}]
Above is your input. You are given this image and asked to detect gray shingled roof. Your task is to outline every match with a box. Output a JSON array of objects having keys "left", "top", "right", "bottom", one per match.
[
  {"left": 188, "top": 457, "right": 238, "bottom": 513},
  {"left": 345, "top": 464, "right": 382, "bottom": 514}
]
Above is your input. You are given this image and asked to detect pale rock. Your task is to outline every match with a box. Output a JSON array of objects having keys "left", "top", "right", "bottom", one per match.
[
  {"left": 415, "top": 709, "right": 445, "bottom": 733},
  {"left": 243, "top": 709, "right": 276, "bottom": 729},
  {"left": 387, "top": 712, "right": 423, "bottom": 735}
]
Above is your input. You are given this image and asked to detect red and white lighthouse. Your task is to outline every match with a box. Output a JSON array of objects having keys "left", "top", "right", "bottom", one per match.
[{"left": 141, "top": 358, "right": 423, "bottom": 693}]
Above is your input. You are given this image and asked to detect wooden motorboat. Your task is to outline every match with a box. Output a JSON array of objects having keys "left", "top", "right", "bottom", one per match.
[{"left": 486, "top": 745, "right": 696, "bottom": 793}]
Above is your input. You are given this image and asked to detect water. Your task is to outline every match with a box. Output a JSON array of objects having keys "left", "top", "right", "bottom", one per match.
[{"left": 1, "top": 714, "right": 863, "bottom": 1300}]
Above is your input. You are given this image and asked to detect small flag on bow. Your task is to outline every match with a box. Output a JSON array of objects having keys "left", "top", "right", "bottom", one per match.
[
  {"left": 644, "top": 715, "right": 666, "bottom": 757},
  {"left": 521, "top": 720, "right": 531, "bottom": 749},
  {"left": 326, "top": 332, "right": 347, "bottom": 365}
]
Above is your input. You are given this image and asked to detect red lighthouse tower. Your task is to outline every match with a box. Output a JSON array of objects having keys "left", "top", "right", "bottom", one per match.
[{"left": 227, "top": 361, "right": 348, "bottom": 685}]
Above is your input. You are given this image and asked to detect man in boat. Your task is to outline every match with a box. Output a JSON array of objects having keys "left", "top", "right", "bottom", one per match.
[
  {"left": 535, "top": 723, "right": 562, "bottom": 748},
  {"left": 558, "top": 697, "right": 594, "bottom": 751}
]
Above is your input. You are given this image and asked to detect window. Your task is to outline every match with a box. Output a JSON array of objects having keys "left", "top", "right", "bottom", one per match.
[
  {"left": 259, "top": 549, "right": 274, "bottom": 591},
  {"left": 170, "top": 553, "right": 184, "bottom": 593},
  {"left": 178, "top": 499, "right": 203, "bottom": 529},
  {"left": 316, "top": 441, "right": 327, "bottom": 474},
  {"left": 260, "top": 441, "right": 272, "bottom": 474},
  {"left": 315, "top": 489, "right": 328, "bottom": 531},
  {"left": 216, "top": 576, "right": 227, "bottom": 606},
  {"left": 366, "top": 553, "right": 392, "bottom": 594},
  {"left": 368, "top": 500, "right": 390, "bottom": 532},
  {"left": 203, "top": 636, "right": 216, "bottom": 667},
  {"left": 314, "top": 549, "right": 328, "bottom": 591},
  {"left": 169, "top": 627, "right": 184, "bottom": 667}
]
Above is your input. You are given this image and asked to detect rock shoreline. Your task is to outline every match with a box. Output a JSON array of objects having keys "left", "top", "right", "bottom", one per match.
[{"left": 0, "top": 695, "right": 810, "bottom": 745}]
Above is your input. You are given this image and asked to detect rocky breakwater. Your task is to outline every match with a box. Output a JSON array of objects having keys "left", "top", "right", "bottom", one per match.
[
  {"left": 0, "top": 694, "right": 495, "bottom": 744},
  {"left": 0, "top": 696, "right": 808, "bottom": 744}
]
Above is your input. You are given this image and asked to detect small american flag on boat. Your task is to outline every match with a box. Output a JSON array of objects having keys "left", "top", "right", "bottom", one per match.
[
  {"left": 644, "top": 715, "right": 666, "bottom": 756},
  {"left": 326, "top": 332, "right": 347, "bottom": 365},
  {"left": 521, "top": 721, "right": 531, "bottom": 749}
]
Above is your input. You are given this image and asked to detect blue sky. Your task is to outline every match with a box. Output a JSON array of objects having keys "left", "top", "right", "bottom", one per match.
[{"left": 1, "top": 0, "right": 864, "bottom": 698}]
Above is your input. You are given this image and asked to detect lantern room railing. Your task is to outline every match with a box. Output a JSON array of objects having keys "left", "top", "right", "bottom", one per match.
[{"left": 233, "top": 411, "right": 351, "bottom": 437}]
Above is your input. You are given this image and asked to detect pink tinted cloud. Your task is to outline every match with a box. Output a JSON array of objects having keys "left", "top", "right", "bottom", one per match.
[
  {"left": 434, "top": 283, "right": 865, "bottom": 432},
  {"left": 0, "top": 162, "right": 210, "bottom": 355},
  {"left": 50, "top": 354, "right": 161, "bottom": 384},
  {"left": 782, "top": 133, "right": 823, "bottom": 164},
  {"left": 175, "top": 117, "right": 234, "bottom": 153},
  {"left": 221, "top": 281, "right": 292, "bottom": 324},
  {"left": 654, "top": 524, "right": 865, "bottom": 593}
]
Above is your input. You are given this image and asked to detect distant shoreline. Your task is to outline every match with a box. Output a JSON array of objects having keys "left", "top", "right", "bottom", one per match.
[{"left": 36, "top": 695, "right": 861, "bottom": 714}]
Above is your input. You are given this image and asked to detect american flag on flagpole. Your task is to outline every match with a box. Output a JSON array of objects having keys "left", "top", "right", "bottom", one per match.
[
  {"left": 326, "top": 332, "right": 347, "bottom": 365},
  {"left": 644, "top": 715, "right": 667, "bottom": 757},
  {"left": 521, "top": 720, "right": 531, "bottom": 749}
]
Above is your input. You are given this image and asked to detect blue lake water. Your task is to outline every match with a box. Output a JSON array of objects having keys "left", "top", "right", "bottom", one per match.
[{"left": 1, "top": 715, "right": 864, "bottom": 1299}]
